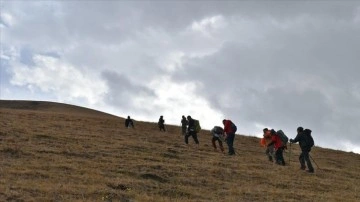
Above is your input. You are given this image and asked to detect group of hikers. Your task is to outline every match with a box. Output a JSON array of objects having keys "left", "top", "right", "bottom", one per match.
[
  {"left": 260, "top": 127, "right": 315, "bottom": 173},
  {"left": 125, "top": 115, "right": 316, "bottom": 173},
  {"left": 125, "top": 115, "right": 166, "bottom": 131},
  {"left": 125, "top": 115, "right": 237, "bottom": 155},
  {"left": 180, "top": 116, "right": 237, "bottom": 156}
]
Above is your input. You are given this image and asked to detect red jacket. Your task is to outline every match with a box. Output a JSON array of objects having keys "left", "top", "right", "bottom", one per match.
[
  {"left": 270, "top": 134, "right": 283, "bottom": 149},
  {"left": 223, "top": 120, "right": 235, "bottom": 134}
]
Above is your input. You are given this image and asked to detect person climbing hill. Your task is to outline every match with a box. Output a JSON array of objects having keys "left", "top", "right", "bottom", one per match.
[
  {"left": 260, "top": 128, "right": 274, "bottom": 162},
  {"left": 290, "top": 127, "right": 315, "bottom": 173},
  {"left": 185, "top": 116, "right": 200, "bottom": 146},
  {"left": 267, "top": 129, "right": 286, "bottom": 166},
  {"left": 158, "top": 116, "right": 166, "bottom": 132},
  {"left": 210, "top": 126, "right": 225, "bottom": 152},
  {"left": 223, "top": 119, "right": 237, "bottom": 155},
  {"left": 125, "top": 116, "right": 134, "bottom": 129},
  {"left": 181, "top": 115, "right": 188, "bottom": 136}
]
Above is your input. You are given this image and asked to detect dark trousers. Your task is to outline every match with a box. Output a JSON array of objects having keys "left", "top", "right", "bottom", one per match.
[
  {"left": 159, "top": 124, "right": 165, "bottom": 131},
  {"left": 181, "top": 127, "right": 187, "bottom": 135},
  {"left": 265, "top": 145, "right": 274, "bottom": 161},
  {"left": 226, "top": 133, "right": 235, "bottom": 155},
  {"left": 185, "top": 131, "right": 199, "bottom": 144},
  {"left": 275, "top": 147, "right": 285, "bottom": 165},
  {"left": 212, "top": 137, "right": 224, "bottom": 151},
  {"left": 299, "top": 150, "right": 314, "bottom": 171}
]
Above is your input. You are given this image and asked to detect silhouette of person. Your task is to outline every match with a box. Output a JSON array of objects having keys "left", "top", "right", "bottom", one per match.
[
  {"left": 223, "top": 119, "right": 236, "bottom": 155},
  {"left": 290, "top": 127, "right": 315, "bottom": 173},
  {"left": 158, "top": 115, "right": 166, "bottom": 131},
  {"left": 125, "top": 116, "right": 134, "bottom": 128},
  {"left": 185, "top": 116, "right": 199, "bottom": 145},
  {"left": 210, "top": 126, "right": 224, "bottom": 152},
  {"left": 181, "top": 115, "right": 188, "bottom": 136}
]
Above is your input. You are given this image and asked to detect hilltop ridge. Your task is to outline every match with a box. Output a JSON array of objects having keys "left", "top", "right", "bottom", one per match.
[
  {"left": 0, "top": 100, "right": 118, "bottom": 118},
  {"left": 0, "top": 100, "right": 359, "bottom": 201}
]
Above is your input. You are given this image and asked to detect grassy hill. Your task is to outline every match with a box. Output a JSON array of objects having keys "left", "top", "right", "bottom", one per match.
[{"left": 0, "top": 100, "right": 359, "bottom": 202}]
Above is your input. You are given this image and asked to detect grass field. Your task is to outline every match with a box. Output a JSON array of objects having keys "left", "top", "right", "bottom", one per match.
[{"left": 1, "top": 100, "right": 359, "bottom": 201}]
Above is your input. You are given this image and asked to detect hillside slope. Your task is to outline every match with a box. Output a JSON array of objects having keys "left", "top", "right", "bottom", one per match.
[{"left": 0, "top": 100, "right": 359, "bottom": 201}]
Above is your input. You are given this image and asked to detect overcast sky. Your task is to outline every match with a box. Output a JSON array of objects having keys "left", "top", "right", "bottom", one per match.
[{"left": 1, "top": 1, "right": 360, "bottom": 153}]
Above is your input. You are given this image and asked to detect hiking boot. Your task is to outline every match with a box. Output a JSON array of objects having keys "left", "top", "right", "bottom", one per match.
[{"left": 306, "top": 170, "right": 314, "bottom": 173}]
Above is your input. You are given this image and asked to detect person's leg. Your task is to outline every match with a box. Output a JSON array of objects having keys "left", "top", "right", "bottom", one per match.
[
  {"left": 265, "top": 147, "right": 272, "bottom": 161},
  {"left": 227, "top": 134, "right": 235, "bottom": 155},
  {"left": 303, "top": 150, "right": 314, "bottom": 172},
  {"left": 182, "top": 127, "right": 186, "bottom": 135},
  {"left": 212, "top": 137, "right": 217, "bottom": 150},
  {"left": 279, "top": 147, "right": 285, "bottom": 165},
  {"left": 275, "top": 149, "right": 281, "bottom": 164},
  {"left": 269, "top": 145, "right": 275, "bottom": 162},
  {"left": 299, "top": 152, "right": 306, "bottom": 170},
  {"left": 185, "top": 133, "right": 190, "bottom": 144},
  {"left": 218, "top": 139, "right": 224, "bottom": 152},
  {"left": 192, "top": 132, "right": 199, "bottom": 144}
]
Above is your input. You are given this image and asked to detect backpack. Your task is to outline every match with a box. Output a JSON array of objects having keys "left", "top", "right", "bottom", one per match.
[
  {"left": 213, "top": 126, "right": 224, "bottom": 134},
  {"left": 194, "top": 119, "right": 201, "bottom": 133},
  {"left": 304, "top": 129, "right": 314, "bottom": 147},
  {"left": 231, "top": 121, "right": 237, "bottom": 133},
  {"left": 277, "top": 130, "right": 289, "bottom": 146}
]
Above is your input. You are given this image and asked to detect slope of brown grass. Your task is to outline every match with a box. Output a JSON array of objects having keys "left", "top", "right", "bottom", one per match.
[{"left": 0, "top": 100, "right": 359, "bottom": 201}]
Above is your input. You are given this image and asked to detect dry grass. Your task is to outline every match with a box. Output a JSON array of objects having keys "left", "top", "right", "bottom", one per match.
[{"left": 0, "top": 100, "right": 359, "bottom": 202}]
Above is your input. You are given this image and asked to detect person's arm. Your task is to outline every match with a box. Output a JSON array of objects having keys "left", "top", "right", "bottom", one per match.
[{"left": 290, "top": 134, "right": 301, "bottom": 143}]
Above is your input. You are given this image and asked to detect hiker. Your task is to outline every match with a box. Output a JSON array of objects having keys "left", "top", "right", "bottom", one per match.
[
  {"left": 158, "top": 116, "right": 166, "bottom": 132},
  {"left": 125, "top": 116, "right": 134, "bottom": 128},
  {"left": 261, "top": 128, "right": 275, "bottom": 162},
  {"left": 210, "top": 126, "right": 225, "bottom": 152},
  {"left": 181, "top": 115, "right": 188, "bottom": 136},
  {"left": 267, "top": 129, "right": 286, "bottom": 165},
  {"left": 185, "top": 116, "right": 199, "bottom": 145},
  {"left": 223, "top": 119, "right": 237, "bottom": 155},
  {"left": 290, "top": 127, "right": 314, "bottom": 173}
]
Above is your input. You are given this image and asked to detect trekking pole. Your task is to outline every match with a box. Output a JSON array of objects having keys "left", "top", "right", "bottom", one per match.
[
  {"left": 309, "top": 154, "right": 321, "bottom": 170},
  {"left": 289, "top": 143, "right": 292, "bottom": 165}
]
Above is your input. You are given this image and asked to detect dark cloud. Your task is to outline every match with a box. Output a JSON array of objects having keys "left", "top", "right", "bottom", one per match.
[
  {"left": 101, "top": 70, "right": 156, "bottom": 113},
  {"left": 171, "top": 18, "right": 360, "bottom": 146}
]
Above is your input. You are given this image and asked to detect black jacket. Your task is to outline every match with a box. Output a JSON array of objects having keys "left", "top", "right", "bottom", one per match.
[
  {"left": 125, "top": 118, "right": 134, "bottom": 127},
  {"left": 187, "top": 118, "right": 195, "bottom": 132},
  {"left": 158, "top": 117, "right": 165, "bottom": 125},
  {"left": 291, "top": 132, "right": 312, "bottom": 151}
]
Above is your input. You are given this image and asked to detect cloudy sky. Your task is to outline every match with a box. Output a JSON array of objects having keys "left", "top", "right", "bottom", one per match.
[{"left": 1, "top": 1, "right": 360, "bottom": 153}]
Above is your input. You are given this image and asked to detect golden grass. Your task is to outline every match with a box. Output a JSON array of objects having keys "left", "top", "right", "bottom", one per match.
[{"left": 0, "top": 100, "right": 359, "bottom": 201}]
